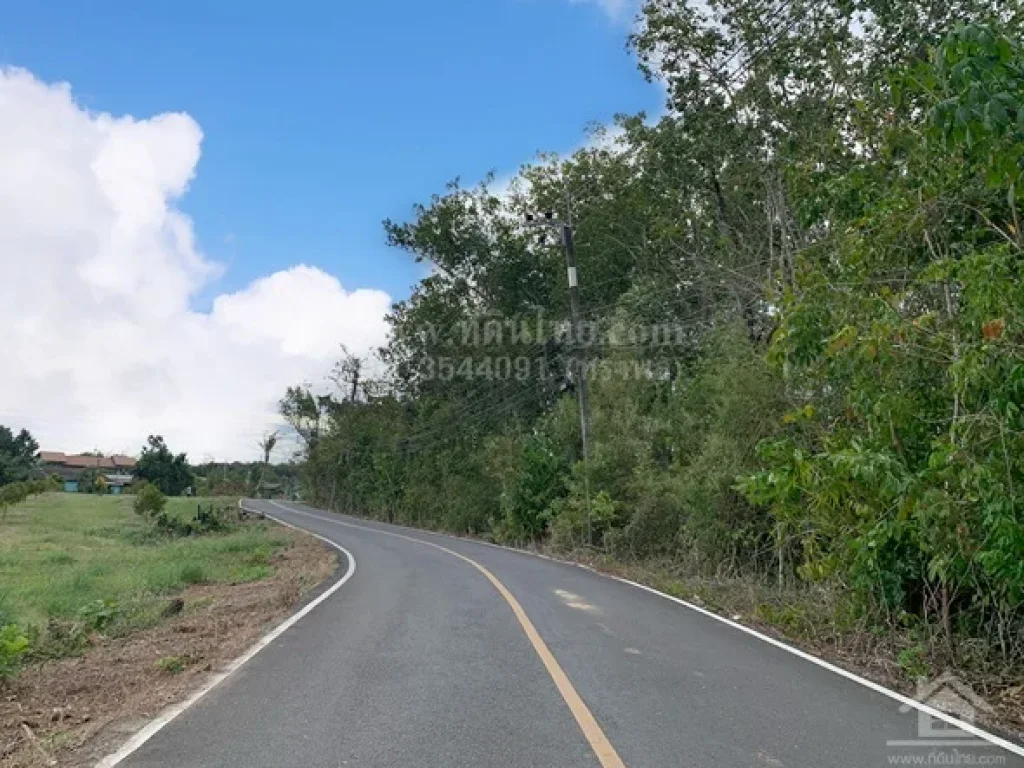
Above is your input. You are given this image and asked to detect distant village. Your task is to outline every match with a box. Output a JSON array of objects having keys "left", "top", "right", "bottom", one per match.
[
  {"left": 39, "top": 451, "right": 137, "bottom": 494},
  {"left": 35, "top": 449, "right": 297, "bottom": 499}
]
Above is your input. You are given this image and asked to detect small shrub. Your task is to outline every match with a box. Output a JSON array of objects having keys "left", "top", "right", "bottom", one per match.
[
  {"left": 156, "top": 655, "right": 185, "bottom": 674},
  {"left": 78, "top": 599, "right": 120, "bottom": 632},
  {"left": 153, "top": 513, "right": 184, "bottom": 536},
  {"left": 0, "top": 623, "right": 30, "bottom": 681},
  {"left": 548, "top": 489, "right": 618, "bottom": 551},
  {"left": 33, "top": 618, "right": 87, "bottom": 659},
  {"left": 139, "top": 499, "right": 236, "bottom": 538},
  {"left": 192, "top": 503, "right": 231, "bottom": 533},
  {"left": 897, "top": 644, "right": 932, "bottom": 681},
  {"left": 133, "top": 484, "right": 167, "bottom": 519},
  {"left": 755, "top": 602, "right": 813, "bottom": 636},
  {"left": 160, "top": 597, "right": 185, "bottom": 617}
]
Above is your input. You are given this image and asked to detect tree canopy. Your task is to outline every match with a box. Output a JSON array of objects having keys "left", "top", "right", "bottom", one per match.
[
  {"left": 282, "top": 6, "right": 1024, "bottom": 670},
  {"left": 0, "top": 426, "right": 39, "bottom": 487},
  {"left": 135, "top": 435, "right": 194, "bottom": 496}
]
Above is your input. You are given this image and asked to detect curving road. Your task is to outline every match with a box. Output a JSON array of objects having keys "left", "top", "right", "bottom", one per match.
[{"left": 110, "top": 500, "right": 1024, "bottom": 768}]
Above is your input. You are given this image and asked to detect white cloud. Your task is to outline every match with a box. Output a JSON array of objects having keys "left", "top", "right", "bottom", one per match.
[{"left": 0, "top": 68, "right": 391, "bottom": 461}]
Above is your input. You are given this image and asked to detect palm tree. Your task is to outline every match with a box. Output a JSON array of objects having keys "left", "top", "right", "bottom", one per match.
[{"left": 255, "top": 431, "right": 279, "bottom": 497}]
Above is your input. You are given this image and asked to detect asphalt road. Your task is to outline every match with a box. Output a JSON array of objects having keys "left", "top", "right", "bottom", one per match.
[{"left": 114, "top": 500, "right": 1024, "bottom": 768}]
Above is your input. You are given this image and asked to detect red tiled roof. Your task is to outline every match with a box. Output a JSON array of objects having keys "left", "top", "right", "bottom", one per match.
[
  {"left": 42, "top": 453, "right": 137, "bottom": 470},
  {"left": 64, "top": 455, "right": 107, "bottom": 468}
]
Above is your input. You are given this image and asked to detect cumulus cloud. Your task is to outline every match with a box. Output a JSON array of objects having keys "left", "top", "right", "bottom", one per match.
[{"left": 0, "top": 68, "right": 391, "bottom": 461}]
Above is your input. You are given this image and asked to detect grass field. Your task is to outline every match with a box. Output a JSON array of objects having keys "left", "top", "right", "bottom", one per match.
[{"left": 0, "top": 493, "right": 292, "bottom": 652}]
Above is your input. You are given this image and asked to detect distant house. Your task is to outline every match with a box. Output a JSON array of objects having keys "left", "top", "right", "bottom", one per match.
[
  {"left": 255, "top": 481, "right": 284, "bottom": 499},
  {"left": 40, "top": 452, "right": 137, "bottom": 493},
  {"left": 103, "top": 474, "right": 135, "bottom": 495}
]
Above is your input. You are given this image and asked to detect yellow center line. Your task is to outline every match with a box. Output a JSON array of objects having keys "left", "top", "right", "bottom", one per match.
[{"left": 269, "top": 503, "right": 627, "bottom": 768}]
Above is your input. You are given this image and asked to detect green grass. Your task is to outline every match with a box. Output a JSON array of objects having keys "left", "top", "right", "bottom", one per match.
[
  {"left": 155, "top": 655, "right": 186, "bottom": 674},
  {"left": 0, "top": 493, "right": 290, "bottom": 644}
]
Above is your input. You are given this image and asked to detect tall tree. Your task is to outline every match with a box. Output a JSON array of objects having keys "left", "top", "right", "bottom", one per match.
[
  {"left": 0, "top": 426, "right": 39, "bottom": 486},
  {"left": 135, "top": 435, "right": 194, "bottom": 496},
  {"left": 280, "top": 4, "right": 1024, "bottom": 672},
  {"left": 258, "top": 431, "right": 279, "bottom": 465}
]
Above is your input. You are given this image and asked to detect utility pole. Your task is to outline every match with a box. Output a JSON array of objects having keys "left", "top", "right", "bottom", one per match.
[{"left": 525, "top": 202, "right": 593, "bottom": 546}]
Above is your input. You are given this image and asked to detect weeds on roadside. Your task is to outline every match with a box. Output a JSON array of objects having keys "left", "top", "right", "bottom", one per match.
[
  {"left": 155, "top": 655, "right": 185, "bottom": 674},
  {"left": 0, "top": 622, "right": 30, "bottom": 681},
  {"left": 134, "top": 484, "right": 236, "bottom": 537}
]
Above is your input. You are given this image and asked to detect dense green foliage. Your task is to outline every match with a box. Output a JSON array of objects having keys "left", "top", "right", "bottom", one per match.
[
  {"left": 135, "top": 435, "right": 194, "bottom": 496},
  {"left": 133, "top": 481, "right": 168, "bottom": 519},
  {"left": 75, "top": 466, "right": 112, "bottom": 494},
  {"left": 284, "top": 5, "right": 1024, "bottom": 666},
  {"left": 742, "top": 21, "right": 1024, "bottom": 648},
  {"left": 0, "top": 424, "right": 58, "bottom": 517},
  {"left": 193, "top": 460, "right": 300, "bottom": 497},
  {"left": 134, "top": 482, "right": 233, "bottom": 536},
  {"left": 0, "top": 622, "right": 30, "bottom": 681},
  {"left": 0, "top": 425, "right": 38, "bottom": 487}
]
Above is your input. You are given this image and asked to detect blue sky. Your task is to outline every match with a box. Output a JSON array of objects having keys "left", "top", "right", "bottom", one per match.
[{"left": 2, "top": 0, "right": 661, "bottom": 305}]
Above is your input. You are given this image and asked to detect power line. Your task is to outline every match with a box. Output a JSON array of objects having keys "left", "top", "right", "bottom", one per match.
[
  {"left": 402, "top": 386, "right": 552, "bottom": 452},
  {"left": 365, "top": 290, "right": 772, "bottom": 455},
  {"left": 725, "top": 2, "right": 805, "bottom": 86},
  {"left": 401, "top": 374, "right": 561, "bottom": 444},
  {"left": 715, "top": 0, "right": 793, "bottom": 75}
]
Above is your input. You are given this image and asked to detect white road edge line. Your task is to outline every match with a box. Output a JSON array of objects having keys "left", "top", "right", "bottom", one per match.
[
  {"left": 94, "top": 502, "right": 356, "bottom": 768},
  {"left": 269, "top": 501, "right": 1024, "bottom": 758},
  {"left": 608, "top": 575, "right": 1024, "bottom": 756}
]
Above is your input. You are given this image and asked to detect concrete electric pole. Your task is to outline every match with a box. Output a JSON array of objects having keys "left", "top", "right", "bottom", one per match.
[{"left": 525, "top": 204, "right": 593, "bottom": 546}]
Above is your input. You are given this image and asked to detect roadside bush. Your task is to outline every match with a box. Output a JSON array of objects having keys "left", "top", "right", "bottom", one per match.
[
  {"left": 191, "top": 503, "right": 231, "bottom": 533},
  {"left": 133, "top": 487, "right": 234, "bottom": 537},
  {"left": 136, "top": 496, "right": 237, "bottom": 538},
  {"left": 493, "top": 436, "right": 570, "bottom": 544},
  {"left": 78, "top": 599, "right": 121, "bottom": 632},
  {"left": 608, "top": 465, "right": 685, "bottom": 560},
  {"left": 549, "top": 488, "right": 618, "bottom": 552},
  {"left": 0, "top": 623, "right": 31, "bottom": 681},
  {"left": 133, "top": 483, "right": 167, "bottom": 518},
  {"left": 31, "top": 618, "right": 88, "bottom": 659},
  {"left": 162, "top": 503, "right": 235, "bottom": 537},
  {"left": 156, "top": 655, "right": 185, "bottom": 674}
]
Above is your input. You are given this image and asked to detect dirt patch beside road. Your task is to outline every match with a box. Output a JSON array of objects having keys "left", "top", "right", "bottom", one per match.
[{"left": 1, "top": 527, "right": 337, "bottom": 767}]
